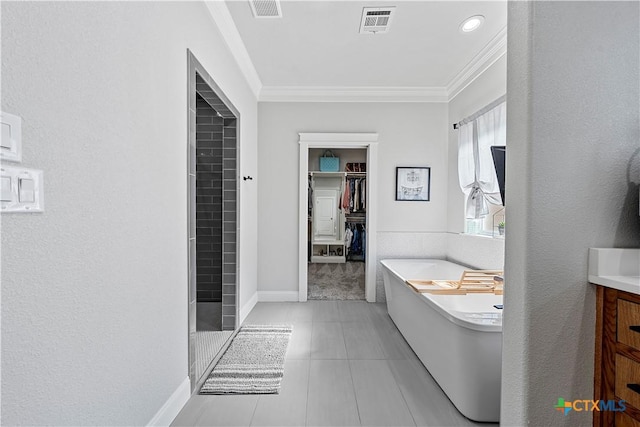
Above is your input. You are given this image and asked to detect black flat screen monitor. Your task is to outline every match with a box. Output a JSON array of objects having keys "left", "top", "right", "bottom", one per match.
[{"left": 490, "top": 146, "right": 506, "bottom": 205}]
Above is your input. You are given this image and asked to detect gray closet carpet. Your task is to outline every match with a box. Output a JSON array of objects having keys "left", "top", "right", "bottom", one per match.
[{"left": 308, "top": 261, "right": 365, "bottom": 300}]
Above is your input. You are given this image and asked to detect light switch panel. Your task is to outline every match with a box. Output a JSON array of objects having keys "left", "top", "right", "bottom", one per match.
[
  {"left": 0, "top": 112, "right": 22, "bottom": 163},
  {"left": 1, "top": 176, "right": 12, "bottom": 202},
  {"left": 18, "top": 178, "right": 35, "bottom": 203},
  {"left": 0, "top": 166, "right": 43, "bottom": 212},
  {"left": 1, "top": 124, "right": 12, "bottom": 149}
]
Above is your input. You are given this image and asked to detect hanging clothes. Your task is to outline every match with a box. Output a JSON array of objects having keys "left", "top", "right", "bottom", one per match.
[
  {"left": 344, "top": 177, "right": 367, "bottom": 213},
  {"left": 351, "top": 226, "right": 361, "bottom": 254},
  {"left": 342, "top": 178, "right": 351, "bottom": 213},
  {"left": 349, "top": 179, "right": 355, "bottom": 211},
  {"left": 308, "top": 176, "right": 313, "bottom": 215},
  {"left": 344, "top": 222, "right": 366, "bottom": 261},
  {"left": 344, "top": 226, "right": 353, "bottom": 254},
  {"left": 353, "top": 179, "right": 360, "bottom": 211}
]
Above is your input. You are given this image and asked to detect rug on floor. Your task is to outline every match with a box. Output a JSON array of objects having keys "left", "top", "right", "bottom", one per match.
[
  {"left": 308, "top": 261, "right": 365, "bottom": 300},
  {"left": 200, "top": 324, "right": 292, "bottom": 394}
]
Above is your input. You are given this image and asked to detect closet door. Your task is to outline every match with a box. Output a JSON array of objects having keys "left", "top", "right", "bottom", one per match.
[{"left": 314, "top": 189, "right": 339, "bottom": 240}]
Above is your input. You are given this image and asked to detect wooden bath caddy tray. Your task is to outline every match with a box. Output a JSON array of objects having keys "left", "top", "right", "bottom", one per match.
[{"left": 406, "top": 270, "right": 504, "bottom": 295}]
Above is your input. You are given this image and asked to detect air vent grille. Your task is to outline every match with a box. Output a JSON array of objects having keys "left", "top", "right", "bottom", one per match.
[
  {"left": 359, "top": 7, "right": 396, "bottom": 34},
  {"left": 250, "top": 0, "right": 282, "bottom": 18}
]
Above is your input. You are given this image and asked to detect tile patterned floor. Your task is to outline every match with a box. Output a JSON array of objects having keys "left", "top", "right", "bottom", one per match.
[
  {"left": 172, "top": 301, "right": 496, "bottom": 427},
  {"left": 195, "top": 303, "right": 232, "bottom": 382},
  {"left": 308, "top": 262, "right": 365, "bottom": 300},
  {"left": 194, "top": 330, "right": 233, "bottom": 383}
]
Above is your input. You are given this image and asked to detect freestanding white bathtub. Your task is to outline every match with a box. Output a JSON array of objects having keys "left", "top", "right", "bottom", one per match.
[{"left": 380, "top": 259, "right": 502, "bottom": 422}]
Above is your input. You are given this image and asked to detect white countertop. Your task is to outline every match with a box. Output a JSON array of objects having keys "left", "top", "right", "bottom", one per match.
[{"left": 589, "top": 248, "right": 640, "bottom": 295}]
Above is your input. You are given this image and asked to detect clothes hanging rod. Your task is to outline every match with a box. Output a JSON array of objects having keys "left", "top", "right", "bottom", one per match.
[
  {"left": 452, "top": 95, "right": 506, "bottom": 130},
  {"left": 346, "top": 218, "right": 366, "bottom": 223}
]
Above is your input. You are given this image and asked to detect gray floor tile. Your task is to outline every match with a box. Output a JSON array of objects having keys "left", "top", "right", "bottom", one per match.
[
  {"left": 310, "top": 300, "right": 341, "bottom": 322},
  {"left": 373, "top": 317, "right": 418, "bottom": 360},
  {"left": 286, "top": 321, "right": 312, "bottom": 359},
  {"left": 306, "top": 360, "right": 360, "bottom": 426},
  {"left": 368, "top": 302, "right": 390, "bottom": 319},
  {"left": 242, "top": 303, "right": 272, "bottom": 324},
  {"left": 310, "top": 321, "right": 348, "bottom": 359},
  {"left": 350, "top": 360, "right": 416, "bottom": 427},
  {"left": 342, "top": 321, "right": 385, "bottom": 359},
  {"left": 250, "top": 359, "right": 309, "bottom": 426},
  {"left": 171, "top": 395, "right": 209, "bottom": 426},
  {"left": 388, "top": 358, "right": 489, "bottom": 427},
  {"left": 288, "top": 301, "right": 314, "bottom": 323},
  {"left": 192, "top": 395, "right": 259, "bottom": 426},
  {"left": 175, "top": 301, "right": 497, "bottom": 427},
  {"left": 244, "top": 302, "right": 292, "bottom": 324},
  {"left": 338, "top": 300, "right": 373, "bottom": 322}
]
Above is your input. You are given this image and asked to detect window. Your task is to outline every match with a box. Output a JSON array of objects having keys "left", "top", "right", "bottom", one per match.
[{"left": 457, "top": 100, "right": 506, "bottom": 236}]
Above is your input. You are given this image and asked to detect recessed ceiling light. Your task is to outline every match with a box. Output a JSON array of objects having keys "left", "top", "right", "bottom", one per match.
[{"left": 460, "top": 15, "right": 485, "bottom": 33}]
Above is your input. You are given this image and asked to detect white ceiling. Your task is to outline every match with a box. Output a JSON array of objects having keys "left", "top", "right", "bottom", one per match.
[{"left": 223, "top": 0, "right": 507, "bottom": 101}]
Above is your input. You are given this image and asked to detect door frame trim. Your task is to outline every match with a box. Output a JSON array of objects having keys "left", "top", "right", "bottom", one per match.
[{"left": 298, "top": 132, "right": 379, "bottom": 302}]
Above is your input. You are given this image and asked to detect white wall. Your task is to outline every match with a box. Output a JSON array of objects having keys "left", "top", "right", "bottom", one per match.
[
  {"left": 1, "top": 2, "right": 258, "bottom": 425},
  {"left": 258, "top": 102, "right": 449, "bottom": 301},
  {"left": 503, "top": 2, "right": 640, "bottom": 425}
]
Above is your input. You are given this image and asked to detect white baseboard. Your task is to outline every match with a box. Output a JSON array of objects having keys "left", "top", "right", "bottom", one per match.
[
  {"left": 147, "top": 376, "right": 190, "bottom": 427},
  {"left": 258, "top": 291, "right": 299, "bottom": 302},
  {"left": 239, "top": 292, "right": 258, "bottom": 324}
]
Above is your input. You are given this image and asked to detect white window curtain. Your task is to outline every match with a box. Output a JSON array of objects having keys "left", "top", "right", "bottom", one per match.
[{"left": 458, "top": 101, "right": 506, "bottom": 219}]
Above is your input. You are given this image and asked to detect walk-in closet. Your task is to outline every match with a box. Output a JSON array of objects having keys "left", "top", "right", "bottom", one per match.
[{"left": 307, "top": 148, "right": 368, "bottom": 300}]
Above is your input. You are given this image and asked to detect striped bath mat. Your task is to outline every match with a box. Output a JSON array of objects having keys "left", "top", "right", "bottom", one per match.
[{"left": 200, "top": 324, "right": 292, "bottom": 394}]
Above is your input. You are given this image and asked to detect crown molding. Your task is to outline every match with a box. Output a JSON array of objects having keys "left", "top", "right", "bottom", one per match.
[
  {"left": 446, "top": 26, "right": 507, "bottom": 101},
  {"left": 259, "top": 86, "right": 449, "bottom": 103},
  {"left": 204, "top": 1, "right": 262, "bottom": 99},
  {"left": 299, "top": 132, "right": 379, "bottom": 143},
  {"left": 208, "top": 4, "right": 505, "bottom": 104}
]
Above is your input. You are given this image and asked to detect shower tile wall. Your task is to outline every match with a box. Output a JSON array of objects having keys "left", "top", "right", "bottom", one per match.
[
  {"left": 196, "top": 96, "right": 223, "bottom": 303},
  {"left": 194, "top": 93, "right": 237, "bottom": 330},
  {"left": 221, "top": 118, "right": 237, "bottom": 330}
]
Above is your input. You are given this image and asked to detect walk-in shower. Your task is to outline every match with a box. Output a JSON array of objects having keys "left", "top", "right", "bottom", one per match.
[{"left": 187, "top": 51, "right": 239, "bottom": 388}]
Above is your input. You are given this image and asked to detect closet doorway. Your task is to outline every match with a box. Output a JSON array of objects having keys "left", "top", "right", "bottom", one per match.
[{"left": 298, "top": 133, "right": 378, "bottom": 302}]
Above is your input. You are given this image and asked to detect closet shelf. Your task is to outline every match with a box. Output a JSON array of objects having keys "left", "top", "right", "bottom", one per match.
[
  {"left": 312, "top": 239, "right": 344, "bottom": 245},
  {"left": 309, "top": 171, "right": 346, "bottom": 177}
]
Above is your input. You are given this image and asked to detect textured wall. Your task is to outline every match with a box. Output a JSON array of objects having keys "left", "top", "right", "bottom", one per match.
[
  {"left": 502, "top": 2, "right": 640, "bottom": 425},
  {"left": 375, "top": 232, "right": 448, "bottom": 301},
  {"left": 446, "top": 233, "right": 504, "bottom": 270},
  {"left": 0, "top": 2, "right": 258, "bottom": 424}
]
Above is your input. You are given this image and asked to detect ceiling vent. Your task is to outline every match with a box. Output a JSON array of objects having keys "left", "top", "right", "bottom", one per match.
[
  {"left": 249, "top": 0, "right": 282, "bottom": 18},
  {"left": 359, "top": 7, "right": 396, "bottom": 34}
]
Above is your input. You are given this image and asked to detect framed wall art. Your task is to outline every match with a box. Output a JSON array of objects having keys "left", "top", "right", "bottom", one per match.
[{"left": 396, "top": 166, "right": 430, "bottom": 201}]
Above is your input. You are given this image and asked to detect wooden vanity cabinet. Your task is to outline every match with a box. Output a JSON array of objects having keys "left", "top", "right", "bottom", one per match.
[{"left": 594, "top": 286, "right": 640, "bottom": 426}]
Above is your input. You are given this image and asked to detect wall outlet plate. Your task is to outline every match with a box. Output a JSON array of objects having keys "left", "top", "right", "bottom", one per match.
[
  {"left": 0, "top": 112, "right": 22, "bottom": 163},
  {"left": 0, "top": 165, "right": 44, "bottom": 213}
]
